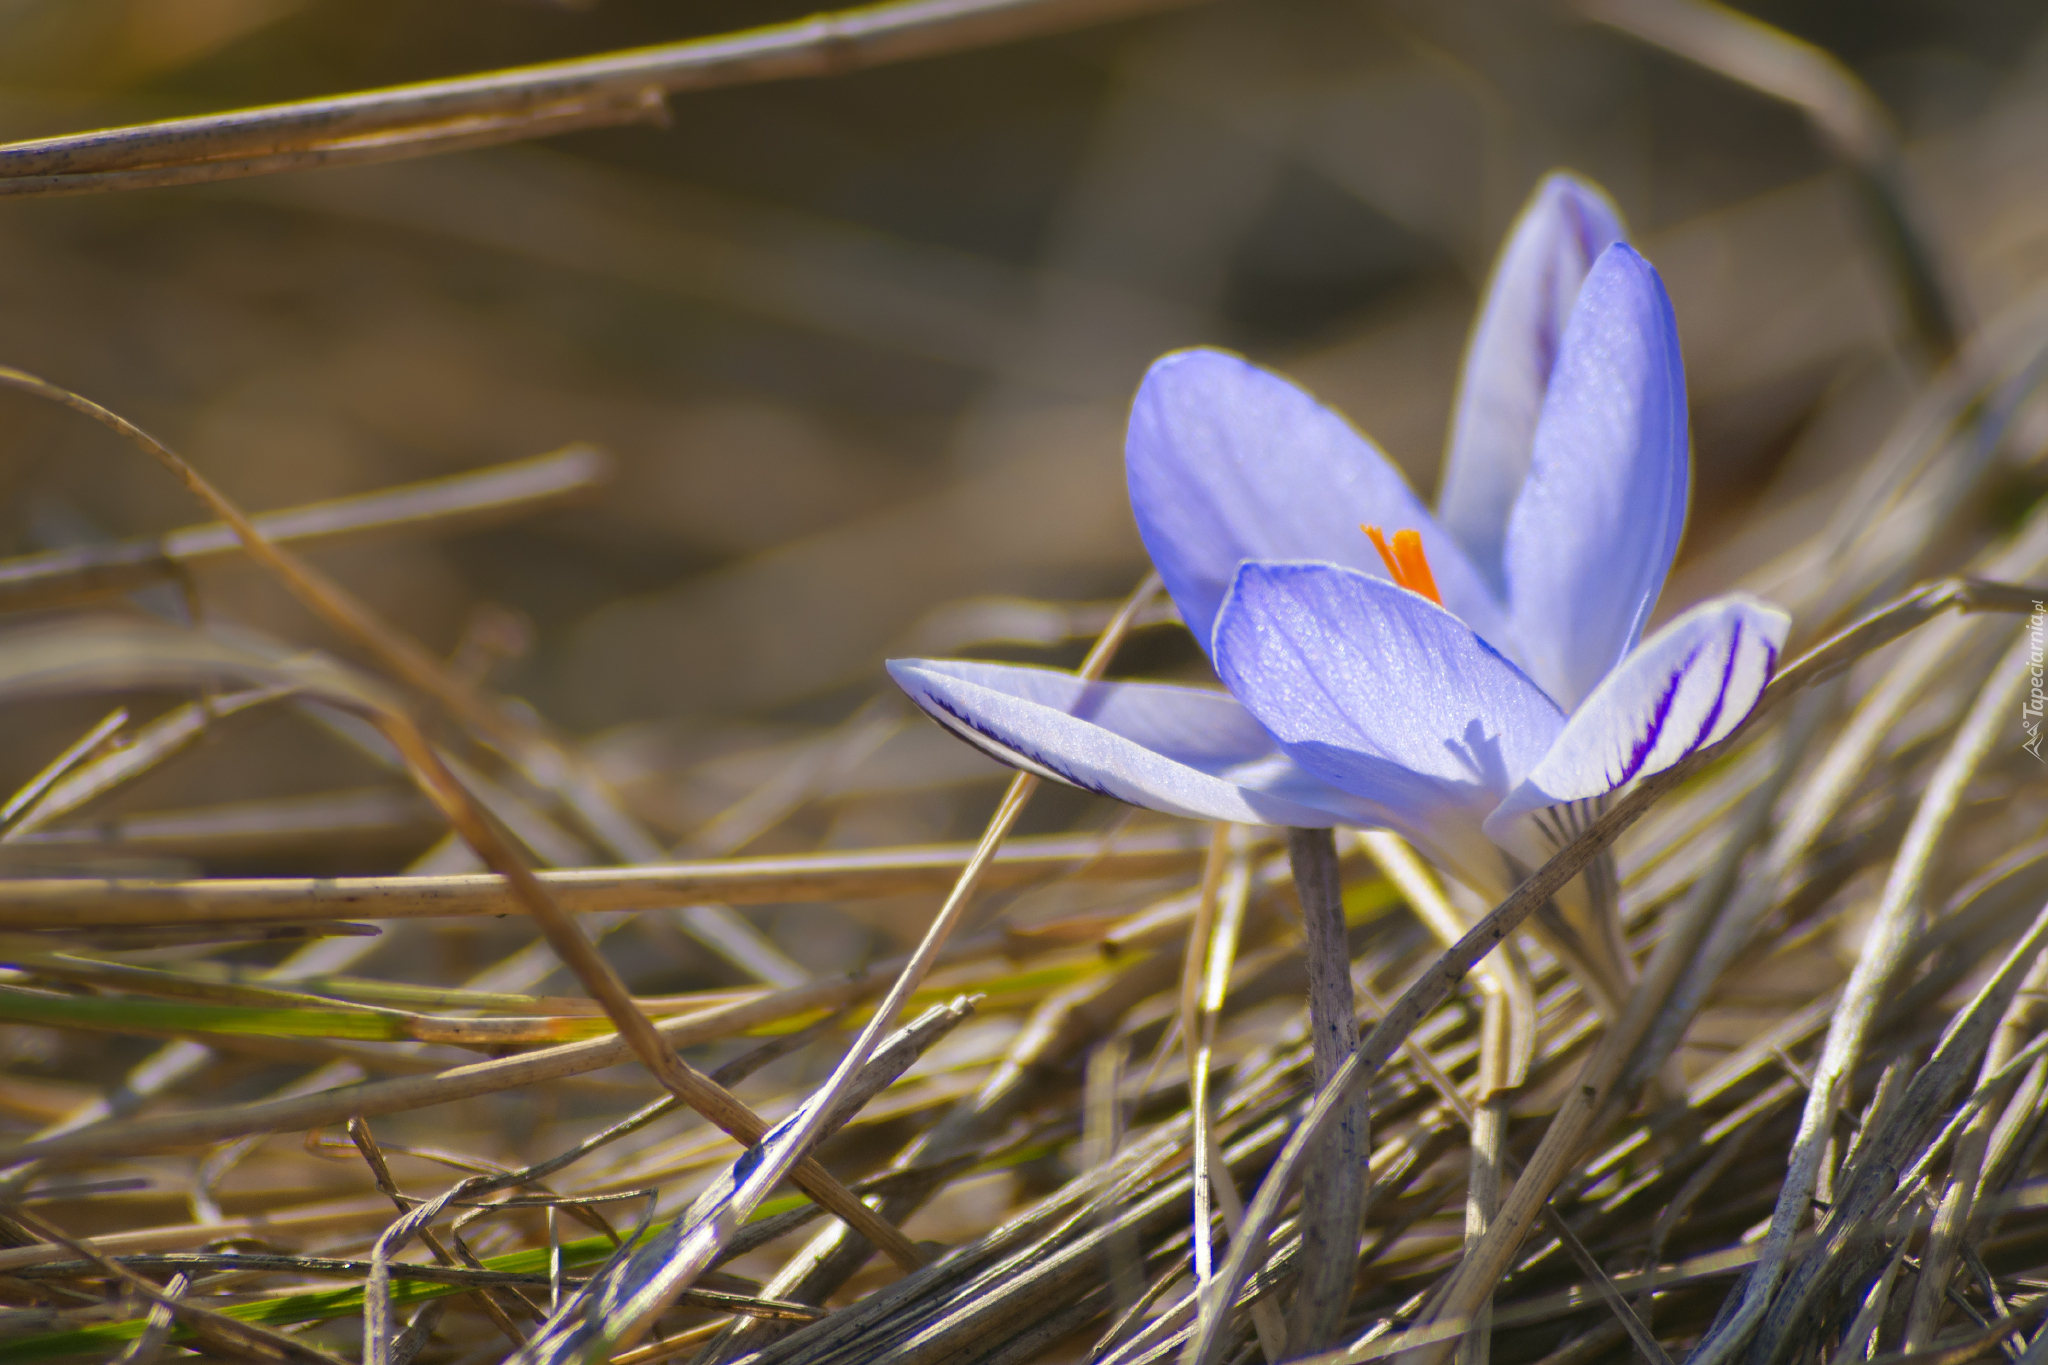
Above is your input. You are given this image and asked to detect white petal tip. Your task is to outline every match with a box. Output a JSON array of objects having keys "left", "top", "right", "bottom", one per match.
[{"left": 1485, "top": 594, "right": 1789, "bottom": 832}]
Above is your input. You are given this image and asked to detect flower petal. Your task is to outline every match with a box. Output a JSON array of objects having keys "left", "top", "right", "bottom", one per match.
[
  {"left": 1504, "top": 243, "right": 1690, "bottom": 710},
  {"left": 1211, "top": 561, "right": 1564, "bottom": 876},
  {"left": 1484, "top": 593, "right": 1789, "bottom": 836},
  {"left": 1125, "top": 348, "right": 1507, "bottom": 655},
  {"left": 1438, "top": 173, "right": 1626, "bottom": 594},
  {"left": 886, "top": 658, "right": 1386, "bottom": 828}
]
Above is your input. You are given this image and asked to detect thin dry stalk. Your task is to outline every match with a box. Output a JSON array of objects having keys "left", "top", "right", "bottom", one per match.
[
  {"left": 2, "top": 1203, "right": 351, "bottom": 1365},
  {"left": 506, "top": 574, "right": 1160, "bottom": 1360},
  {"left": 0, "top": 0, "right": 1213, "bottom": 196},
  {"left": 0, "top": 446, "right": 608, "bottom": 616},
  {"left": 1181, "top": 825, "right": 1233, "bottom": 1287},
  {"left": 113, "top": 1271, "right": 188, "bottom": 1365},
  {"left": 0, "top": 933, "right": 974, "bottom": 1171},
  {"left": 1578, "top": 0, "right": 1963, "bottom": 360},
  {"left": 0, "top": 364, "right": 802, "bottom": 982},
  {"left": 1182, "top": 829, "right": 1287, "bottom": 1361},
  {"left": 1694, "top": 622, "right": 2047, "bottom": 1365},
  {"left": 1901, "top": 951, "right": 2048, "bottom": 1349},
  {"left": 0, "top": 827, "right": 1203, "bottom": 929},
  {"left": 0, "top": 707, "right": 126, "bottom": 829}
]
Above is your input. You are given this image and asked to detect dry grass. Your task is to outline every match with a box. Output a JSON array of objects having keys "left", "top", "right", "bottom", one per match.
[{"left": 0, "top": 2, "right": 2042, "bottom": 1364}]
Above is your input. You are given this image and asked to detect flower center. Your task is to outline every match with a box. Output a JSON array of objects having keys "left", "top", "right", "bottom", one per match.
[{"left": 1362, "top": 526, "right": 1443, "bottom": 606}]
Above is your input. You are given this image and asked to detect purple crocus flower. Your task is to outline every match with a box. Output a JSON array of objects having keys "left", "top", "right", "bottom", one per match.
[{"left": 889, "top": 174, "right": 1788, "bottom": 979}]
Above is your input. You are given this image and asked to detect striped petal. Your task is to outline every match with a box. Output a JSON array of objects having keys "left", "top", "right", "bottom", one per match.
[
  {"left": 1484, "top": 594, "right": 1788, "bottom": 836},
  {"left": 886, "top": 658, "right": 1389, "bottom": 828},
  {"left": 1503, "top": 243, "right": 1691, "bottom": 710},
  {"left": 1439, "top": 173, "right": 1626, "bottom": 594},
  {"left": 1212, "top": 561, "right": 1563, "bottom": 883}
]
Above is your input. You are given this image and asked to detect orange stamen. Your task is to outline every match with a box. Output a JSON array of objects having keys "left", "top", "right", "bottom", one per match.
[{"left": 1361, "top": 525, "right": 1443, "bottom": 606}]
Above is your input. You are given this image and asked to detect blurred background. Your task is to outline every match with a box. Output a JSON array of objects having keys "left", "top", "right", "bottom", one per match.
[{"left": 0, "top": 0, "right": 2041, "bottom": 940}]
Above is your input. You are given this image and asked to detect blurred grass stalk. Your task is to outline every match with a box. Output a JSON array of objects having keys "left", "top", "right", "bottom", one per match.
[
  {"left": 1580, "top": 0, "right": 1967, "bottom": 364},
  {"left": 0, "top": 0, "right": 1217, "bottom": 197}
]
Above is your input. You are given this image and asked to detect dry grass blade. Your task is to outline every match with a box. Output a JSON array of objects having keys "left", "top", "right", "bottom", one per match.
[
  {"left": 1345, "top": 963, "right": 1666, "bottom": 1365},
  {"left": 1691, "top": 622, "right": 2048, "bottom": 1365},
  {"left": 0, "top": 368, "right": 562, "bottom": 770},
  {"left": 13, "top": 1251, "right": 808, "bottom": 1314},
  {"left": 0, "top": 706, "right": 125, "bottom": 829},
  {"left": 0, "top": 445, "right": 608, "bottom": 616},
  {"left": 1901, "top": 952, "right": 2048, "bottom": 1351},
  {"left": 1352, "top": 834, "right": 1537, "bottom": 1365},
  {"left": 353, "top": 1127, "right": 531, "bottom": 1357},
  {"left": 113, "top": 1270, "right": 187, "bottom": 1365},
  {"left": 1578, "top": 0, "right": 1963, "bottom": 360},
  {"left": 507, "top": 572, "right": 1159, "bottom": 1362},
  {"left": 8, "top": 788, "right": 433, "bottom": 859},
  {"left": 1179, "top": 826, "right": 1231, "bottom": 1286},
  {"left": 1864, "top": 1301, "right": 2048, "bottom": 1365},
  {"left": 0, "top": 931, "right": 956, "bottom": 1168},
  {"left": 1829, "top": 1227, "right": 1916, "bottom": 1365},
  {"left": 1751, "top": 899, "right": 2048, "bottom": 1365},
  {"left": 1402, "top": 677, "right": 1945, "bottom": 1365},
  {"left": 1, "top": 686, "right": 289, "bottom": 841},
  {"left": 0, "top": 363, "right": 798, "bottom": 982},
  {"left": 0, "top": 0, "right": 1211, "bottom": 196},
  {"left": 1768, "top": 578, "right": 2045, "bottom": 693},
  {"left": 1177, "top": 827, "right": 1287, "bottom": 1362},
  {"left": 0, "top": 826, "right": 1201, "bottom": 929},
  {"left": 1629, "top": 520, "right": 2048, "bottom": 1099},
  {"left": 1458, "top": 989, "right": 1510, "bottom": 1365},
  {"left": 1359, "top": 831, "right": 1535, "bottom": 1088},
  {"left": 507, "top": 996, "right": 979, "bottom": 1363},
  {"left": 0, "top": 598, "right": 912, "bottom": 1272},
  {"left": 386, "top": 1304, "right": 443, "bottom": 1365},
  {"left": 694, "top": 946, "right": 1183, "bottom": 1365},
  {"left": 361, "top": 1166, "right": 520, "bottom": 1365},
  {"left": 0, "top": 1198, "right": 399, "bottom": 1273},
  {"left": 2, "top": 1203, "right": 351, "bottom": 1365},
  {"left": 375, "top": 716, "right": 924, "bottom": 1273}
]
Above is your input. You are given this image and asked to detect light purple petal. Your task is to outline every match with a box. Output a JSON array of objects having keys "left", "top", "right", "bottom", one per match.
[
  {"left": 1438, "top": 173, "right": 1626, "bottom": 593},
  {"left": 1484, "top": 594, "right": 1789, "bottom": 836},
  {"left": 1211, "top": 561, "right": 1564, "bottom": 849},
  {"left": 1503, "top": 243, "right": 1690, "bottom": 710},
  {"left": 886, "top": 658, "right": 1391, "bottom": 828},
  {"left": 1125, "top": 348, "right": 1508, "bottom": 656}
]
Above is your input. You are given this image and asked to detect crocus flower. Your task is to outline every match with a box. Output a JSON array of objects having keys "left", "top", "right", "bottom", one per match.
[{"left": 889, "top": 175, "right": 1788, "bottom": 996}]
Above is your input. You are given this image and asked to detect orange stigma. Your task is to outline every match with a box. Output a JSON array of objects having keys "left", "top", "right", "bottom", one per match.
[{"left": 1363, "top": 526, "right": 1443, "bottom": 606}]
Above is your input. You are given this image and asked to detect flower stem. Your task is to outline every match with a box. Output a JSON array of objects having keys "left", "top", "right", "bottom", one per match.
[{"left": 1286, "top": 826, "right": 1368, "bottom": 1355}]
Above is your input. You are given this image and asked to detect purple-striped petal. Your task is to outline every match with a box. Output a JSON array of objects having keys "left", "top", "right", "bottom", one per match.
[
  {"left": 1439, "top": 173, "right": 1626, "bottom": 595},
  {"left": 1503, "top": 243, "right": 1690, "bottom": 710},
  {"left": 1126, "top": 348, "right": 1509, "bottom": 656},
  {"left": 1484, "top": 594, "right": 1789, "bottom": 835},
  {"left": 1212, "top": 561, "right": 1564, "bottom": 883},
  {"left": 886, "top": 658, "right": 1391, "bottom": 828}
]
